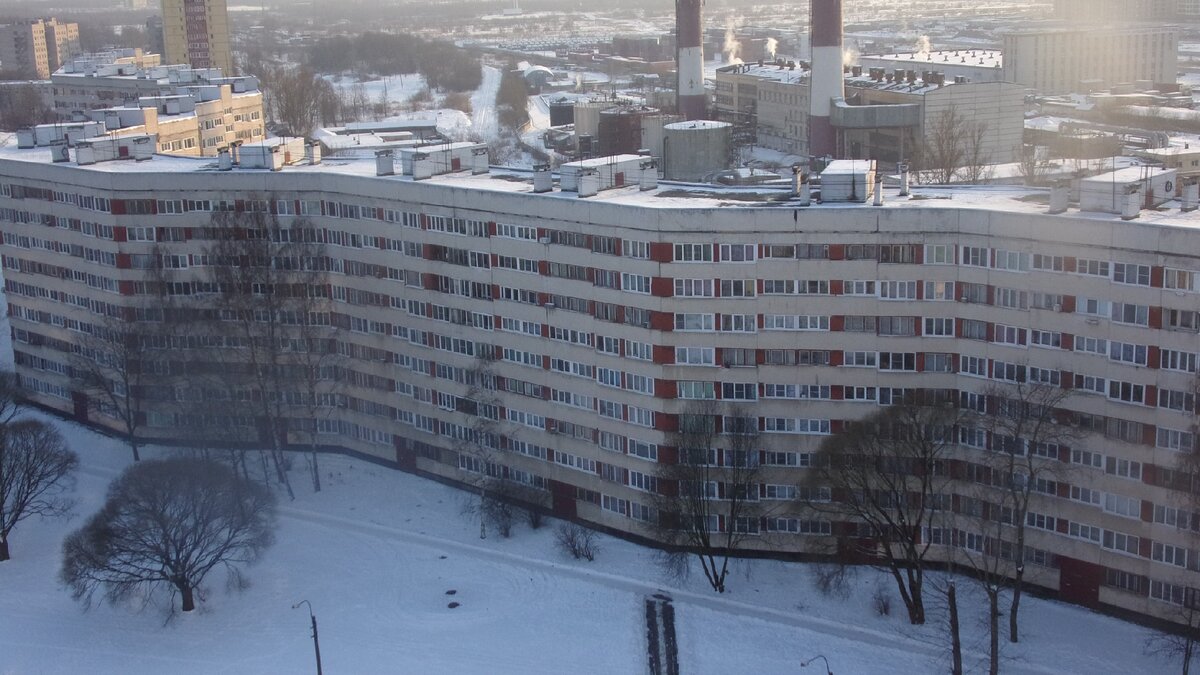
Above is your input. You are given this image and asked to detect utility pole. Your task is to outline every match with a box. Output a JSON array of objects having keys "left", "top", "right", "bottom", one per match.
[{"left": 293, "top": 600, "right": 323, "bottom": 675}]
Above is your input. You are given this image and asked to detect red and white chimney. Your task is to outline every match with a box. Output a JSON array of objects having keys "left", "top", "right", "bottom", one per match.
[
  {"left": 809, "top": 0, "right": 845, "bottom": 158},
  {"left": 676, "top": 0, "right": 705, "bottom": 120}
]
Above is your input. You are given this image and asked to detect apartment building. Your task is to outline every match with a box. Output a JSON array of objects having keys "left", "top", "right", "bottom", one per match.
[
  {"left": 161, "top": 0, "right": 233, "bottom": 75},
  {"left": 41, "top": 58, "right": 264, "bottom": 156},
  {"left": 0, "top": 19, "right": 81, "bottom": 79},
  {"left": 1, "top": 148, "right": 1200, "bottom": 627}
]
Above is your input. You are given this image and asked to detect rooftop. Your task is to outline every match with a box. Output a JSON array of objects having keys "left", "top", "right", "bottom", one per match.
[
  {"left": 1, "top": 137, "right": 1199, "bottom": 228},
  {"left": 861, "top": 49, "right": 1003, "bottom": 69}
]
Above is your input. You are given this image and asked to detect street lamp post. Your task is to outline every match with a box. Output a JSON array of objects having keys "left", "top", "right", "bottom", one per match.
[
  {"left": 292, "top": 600, "right": 324, "bottom": 675},
  {"left": 801, "top": 654, "right": 834, "bottom": 675}
]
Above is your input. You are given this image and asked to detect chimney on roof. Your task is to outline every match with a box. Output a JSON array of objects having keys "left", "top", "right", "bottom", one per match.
[{"left": 898, "top": 162, "right": 910, "bottom": 197}]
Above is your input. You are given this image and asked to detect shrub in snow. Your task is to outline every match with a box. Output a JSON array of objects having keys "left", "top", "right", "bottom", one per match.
[{"left": 555, "top": 523, "right": 598, "bottom": 562}]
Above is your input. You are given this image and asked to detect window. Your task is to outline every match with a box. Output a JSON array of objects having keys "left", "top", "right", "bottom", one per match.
[
  {"left": 1104, "top": 493, "right": 1140, "bottom": 519},
  {"left": 621, "top": 273, "right": 651, "bottom": 294},
  {"left": 720, "top": 244, "right": 755, "bottom": 262},
  {"left": 924, "top": 281, "right": 954, "bottom": 301},
  {"left": 1077, "top": 258, "right": 1110, "bottom": 277},
  {"left": 924, "top": 244, "right": 954, "bottom": 264},
  {"left": 1105, "top": 457, "right": 1142, "bottom": 481},
  {"left": 675, "top": 347, "right": 714, "bottom": 365},
  {"left": 878, "top": 352, "right": 916, "bottom": 371},
  {"left": 923, "top": 318, "right": 954, "bottom": 337},
  {"left": 720, "top": 279, "right": 755, "bottom": 297},
  {"left": 1160, "top": 349, "right": 1198, "bottom": 373},
  {"left": 721, "top": 382, "right": 757, "bottom": 400},
  {"left": 1102, "top": 530, "right": 1139, "bottom": 556},
  {"left": 843, "top": 280, "right": 876, "bottom": 296},
  {"left": 1153, "top": 543, "right": 1189, "bottom": 568},
  {"left": 995, "top": 287, "right": 1028, "bottom": 310},
  {"left": 879, "top": 280, "right": 917, "bottom": 300},
  {"left": 1164, "top": 268, "right": 1196, "bottom": 291},
  {"left": 1157, "top": 428, "right": 1196, "bottom": 453},
  {"left": 845, "top": 351, "right": 877, "bottom": 367},
  {"left": 1033, "top": 254, "right": 1065, "bottom": 271},
  {"left": 678, "top": 381, "right": 716, "bottom": 399},
  {"left": 994, "top": 249, "right": 1030, "bottom": 271},
  {"left": 1072, "top": 449, "right": 1103, "bottom": 469},
  {"left": 1112, "top": 262, "right": 1151, "bottom": 286},
  {"left": 1030, "top": 330, "right": 1062, "bottom": 349},
  {"left": 1108, "top": 380, "right": 1147, "bottom": 405},
  {"left": 675, "top": 313, "right": 714, "bottom": 331},
  {"left": 960, "top": 246, "right": 988, "bottom": 267},
  {"left": 1111, "top": 303, "right": 1149, "bottom": 326},
  {"left": 1109, "top": 341, "right": 1147, "bottom": 366},
  {"left": 675, "top": 278, "right": 714, "bottom": 297},
  {"left": 674, "top": 243, "right": 712, "bottom": 262}
]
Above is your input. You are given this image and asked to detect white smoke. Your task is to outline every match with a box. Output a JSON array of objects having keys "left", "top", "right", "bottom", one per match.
[
  {"left": 843, "top": 46, "right": 859, "bottom": 68},
  {"left": 723, "top": 18, "right": 743, "bottom": 65},
  {"left": 765, "top": 37, "right": 778, "bottom": 61},
  {"left": 914, "top": 35, "right": 932, "bottom": 59}
]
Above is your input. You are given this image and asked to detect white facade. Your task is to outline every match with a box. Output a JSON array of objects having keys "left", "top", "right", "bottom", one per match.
[{"left": 1001, "top": 24, "right": 1179, "bottom": 94}]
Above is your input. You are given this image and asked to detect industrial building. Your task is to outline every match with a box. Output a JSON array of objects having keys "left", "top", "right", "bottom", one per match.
[
  {"left": 0, "top": 18, "right": 79, "bottom": 79},
  {"left": 1052, "top": 0, "right": 1180, "bottom": 22},
  {"left": 161, "top": 0, "right": 233, "bottom": 75},
  {"left": 857, "top": 50, "right": 1005, "bottom": 85},
  {"left": 2, "top": 142, "right": 1200, "bottom": 629},
  {"left": 1000, "top": 24, "right": 1178, "bottom": 94},
  {"left": 713, "top": 64, "right": 1024, "bottom": 166}
]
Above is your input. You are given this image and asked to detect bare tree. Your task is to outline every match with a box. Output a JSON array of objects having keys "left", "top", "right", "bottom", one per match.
[
  {"left": 453, "top": 351, "right": 514, "bottom": 539},
  {"left": 1016, "top": 144, "right": 1054, "bottom": 187},
  {"left": 1145, "top": 376, "right": 1200, "bottom": 674},
  {"left": 204, "top": 203, "right": 332, "bottom": 501},
  {"left": 71, "top": 310, "right": 154, "bottom": 463},
  {"left": 0, "top": 83, "right": 54, "bottom": 131},
  {"left": 653, "top": 400, "right": 764, "bottom": 593},
  {"left": 0, "top": 420, "right": 78, "bottom": 561},
  {"left": 61, "top": 457, "right": 276, "bottom": 613},
  {"left": 808, "top": 392, "right": 964, "bottom": 624},
  {"left": 921, "top": 105, "right": 991, "bottom": 185},
  {"left": 268, "top": 67, "right": 339, "bottom": 137},
  {"left": 977, "top": 382, "right": 1078, "bottom": 643}
]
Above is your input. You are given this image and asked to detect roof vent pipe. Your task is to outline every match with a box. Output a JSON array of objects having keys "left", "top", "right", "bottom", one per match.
[
  {"left": 898, "top": 162, "right": 910, "bottom": 197},
  {"left": 532, "top": 164, "right": 553, "bottom": 193},
  {"left": 798, "top": 173, "right": 812, "bottom": 207},
  {"left": 577, "top": 169, "right": 600, "bottom": 198},
  {"left": 1182, "top": 179, "right": 1199, "bottom": 212},
  {"left": 375, "top": 149, "right": 395, "bottom": 176},
  {"left": 1121, "top": 185, "right": 1141, "bottom": 221},
  {"left": 639, "top": 159, "right": 658, "bottom": 191},
  {"left": 1048, "top": 180, "right": 1069, "bottom": 214},
  {"left": 471, "top": 146, "right": 489, "bottom": 175},
  {"left": 872, "top": 175, "right": 884, "bottom": 206}
]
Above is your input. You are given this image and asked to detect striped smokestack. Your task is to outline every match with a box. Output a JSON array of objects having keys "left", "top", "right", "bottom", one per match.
[
  {"left": 676, "top": 0, "right": 705, "bottom": 120},
  {"left": 809, "top": 0, "right": 845, "bottom": 158}
]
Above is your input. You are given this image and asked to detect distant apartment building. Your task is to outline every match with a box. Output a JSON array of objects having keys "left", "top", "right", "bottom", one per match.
[
  {"left": 41, "top": 55, "right": 263, "bottom": 156},
  {"left": 161, "top": 0, "right": 233, "bottom": 74},
  {"left": 1001, "top": 24, "right": 1178, "bottom": 94},
  {"left": 0, "top": 18, "right": 79, "bottom": 79}
]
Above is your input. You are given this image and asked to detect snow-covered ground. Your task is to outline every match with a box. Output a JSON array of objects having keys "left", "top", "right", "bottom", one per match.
[
  {"left": 324, "top": 73, "right": 431, "bottom": 108},
  {"left": 0, "top": 406, "right": 1174, "bottom": 674}
]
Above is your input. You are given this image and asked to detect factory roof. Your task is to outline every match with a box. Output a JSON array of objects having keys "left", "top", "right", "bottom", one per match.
[
  {"left": 859, "top": 49, "right": 1003, "bottom": 69},
  {"left": 715, "top": 63, "right": 809, "bottom": 84},
  {"left": 1, "top": 139, "right": 1199, "bottom": 228}
]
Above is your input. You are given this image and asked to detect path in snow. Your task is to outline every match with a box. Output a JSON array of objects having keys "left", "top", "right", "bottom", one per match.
[{"left": 470, "top": 65, "right": 501, "bottom": 142}]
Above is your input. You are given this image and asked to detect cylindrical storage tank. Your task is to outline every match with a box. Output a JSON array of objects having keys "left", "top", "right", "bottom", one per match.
[
  {"left": 640, "top": 113, "right": 681, "bottom": 163},
  {"left": 662, "top": 120, "right": 732, "bottom": 181},
  {"left": 598, "top": 106, "right": 659, "bottom": 157},
  {"left": 574, "top": 101, "right": 605, "bottom": 139},
  {"left": 549, "top": 98, "right": 575, "bottom": 127}
]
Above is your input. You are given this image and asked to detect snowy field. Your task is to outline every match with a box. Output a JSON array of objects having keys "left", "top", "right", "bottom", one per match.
[{"left": 0, "top": 407, "right": 1176, "bottom": 675}]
